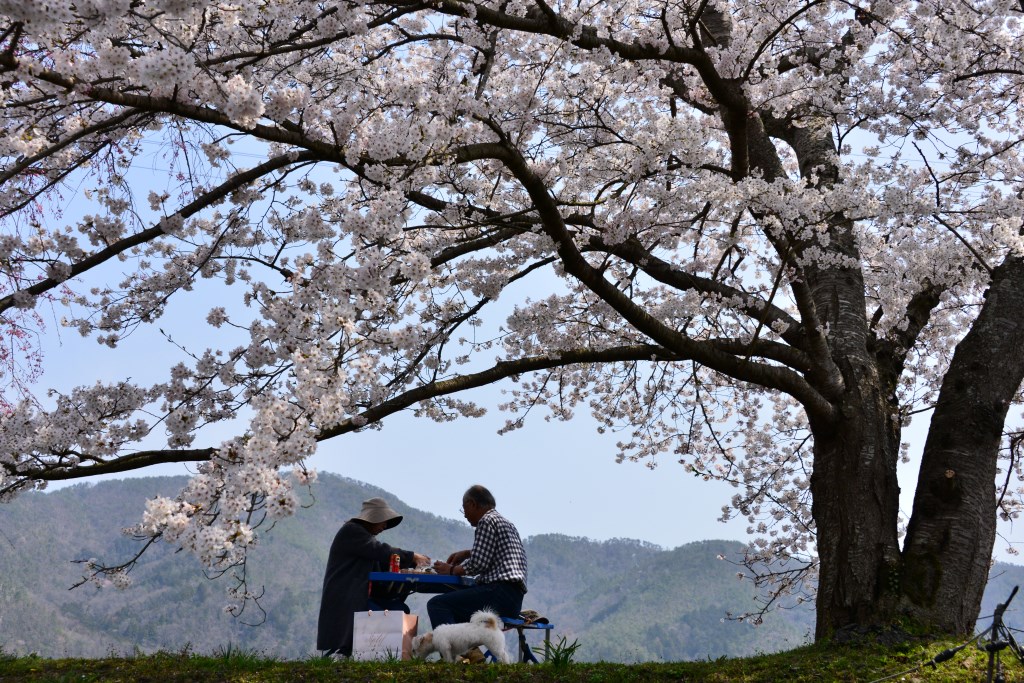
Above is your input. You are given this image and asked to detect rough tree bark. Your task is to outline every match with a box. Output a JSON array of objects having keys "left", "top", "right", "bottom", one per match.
[{"left": 902, "top": 254, "right": 1024, "bottom": 634}]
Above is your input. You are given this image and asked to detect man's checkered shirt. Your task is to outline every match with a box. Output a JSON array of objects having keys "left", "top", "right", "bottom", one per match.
[{"left": 461, "top": 509, "right": 528, "bottom": 592}]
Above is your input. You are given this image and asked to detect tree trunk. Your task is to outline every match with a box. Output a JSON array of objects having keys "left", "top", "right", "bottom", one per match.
[
  {"left": 803, "top": 229, "right": 906, "bottom": 639},
  {"left": 901, "top": 255, "right": 1024, "bottom": 635},
  {"left": 810, "top": 358, "right": 904, "bottom": 639}
]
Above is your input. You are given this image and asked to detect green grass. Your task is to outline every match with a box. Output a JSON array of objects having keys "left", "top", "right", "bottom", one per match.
[{"left": 1, "top": 639, "right": 1021, "bottom": 682}]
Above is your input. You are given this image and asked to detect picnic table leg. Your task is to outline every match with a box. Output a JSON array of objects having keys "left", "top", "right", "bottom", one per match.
[{"left": 519, "top": 627, "right": 540, "bottom": 664}]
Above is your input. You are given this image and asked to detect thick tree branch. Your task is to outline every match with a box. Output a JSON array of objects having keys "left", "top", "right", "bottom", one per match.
[
  {"left": 0, "top": 53, "right": 344, "bottom": 160},
  {"left": 871, "top": 279, "right": 945, "bottom": 386},
  {"left": 596, "top": 235, "right": 805, "bottom": 348},
  {"left": 0, "top": 108, "right": 147, "bottom": 187},
  {"left": 17, "top": 344, "right": 677, "bottom": 482},
  {"left": 0, "top": 151, "right": 319, "bottom": 316},
  {"left": 479, "top": 122, "right": 836, "bottom": 424},
  {"left": 17, "top": 331, "right": 843, "bottom": 487}
]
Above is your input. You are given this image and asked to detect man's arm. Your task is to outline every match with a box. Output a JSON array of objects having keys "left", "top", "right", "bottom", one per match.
[
  {"left": 433, "top": 548, "right": 470, "bottom": 574},
  {"left": 459, "top": 517, "right": 497, "bottom": 576},
  {"left": 446, "top": 549, "right": 471, "bottom": 564}
]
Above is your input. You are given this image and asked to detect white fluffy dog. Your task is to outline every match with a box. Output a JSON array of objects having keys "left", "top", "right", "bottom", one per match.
[{"left": 411, "top": 609, "right": 511, "bottom": 663}]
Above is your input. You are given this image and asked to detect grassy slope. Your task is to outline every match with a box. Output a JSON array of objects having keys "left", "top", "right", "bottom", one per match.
[{"left": 1, "top": 638, "right": 1022, "bottom": 682}]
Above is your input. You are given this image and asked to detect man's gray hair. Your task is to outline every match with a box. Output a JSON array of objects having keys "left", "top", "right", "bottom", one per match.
[{"left": 464, "top": 484, "right": 495, "bottom": 508}]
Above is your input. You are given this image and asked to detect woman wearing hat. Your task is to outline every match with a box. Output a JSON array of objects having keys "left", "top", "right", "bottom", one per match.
[{"left": 316, "top": 497, "right": 429, "bottom": 658}]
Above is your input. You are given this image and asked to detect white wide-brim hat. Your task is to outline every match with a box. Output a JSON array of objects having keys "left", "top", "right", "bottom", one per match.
[{"left": 352, "top": 497, "right": 403, "bottom": 529}]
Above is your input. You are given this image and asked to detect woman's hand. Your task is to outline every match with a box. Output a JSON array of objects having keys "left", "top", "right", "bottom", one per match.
[{"left": 412, "top": 553, "right": 430, "bottom": 567}]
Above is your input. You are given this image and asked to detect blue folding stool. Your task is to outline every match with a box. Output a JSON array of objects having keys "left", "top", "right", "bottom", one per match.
[{"left": 482, "top": 616, "right": 554, "bottom": 663}]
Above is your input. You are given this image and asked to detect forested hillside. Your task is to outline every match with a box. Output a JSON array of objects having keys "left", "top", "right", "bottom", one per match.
[{"left": 1, "top": 475, "right": 1020, "bottom": 662}]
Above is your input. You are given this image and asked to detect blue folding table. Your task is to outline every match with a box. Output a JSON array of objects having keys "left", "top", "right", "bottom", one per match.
[{"left": 368, "top": 570, "right": 476, "bottom": 596}]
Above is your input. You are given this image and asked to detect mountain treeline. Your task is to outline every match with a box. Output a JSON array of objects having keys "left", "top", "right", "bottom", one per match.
[{"left": 1, "top": 475, "right": 1020, "bottom": 662}]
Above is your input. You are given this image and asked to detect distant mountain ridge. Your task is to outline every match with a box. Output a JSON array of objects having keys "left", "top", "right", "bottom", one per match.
[{"left": 1, "top": 474, "right": 1021, "bottom": 662}]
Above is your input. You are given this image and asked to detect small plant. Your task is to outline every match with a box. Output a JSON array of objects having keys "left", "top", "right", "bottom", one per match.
[
  {"left": 350, "top": 647, "right": 403, "bottom": 662},
  {"left": 536, "top": 636, "right": 581, "bottom": 667},
  {"left": 210, "top": 642, "right": 266, "bottom": 668},
  {"left": 378, "top": 647, "right": 403, "bottom": 662}
]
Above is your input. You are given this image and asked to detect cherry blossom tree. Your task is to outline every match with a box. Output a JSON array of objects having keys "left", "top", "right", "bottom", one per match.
[{"left": 2, "top": 0, "right": 1023, "bottom": 640}]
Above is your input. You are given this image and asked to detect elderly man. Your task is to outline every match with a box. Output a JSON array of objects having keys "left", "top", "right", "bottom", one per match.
[
  {"left": 317, "top": 497, "right": 429, "bottom": 658},
  {"left": 429, "top": 484, "right": 527, "bottom": 627}
]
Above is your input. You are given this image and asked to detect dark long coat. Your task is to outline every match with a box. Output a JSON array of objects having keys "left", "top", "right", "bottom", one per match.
[{"left": 316, "top": 520, "right": 415, "bottom": 654}]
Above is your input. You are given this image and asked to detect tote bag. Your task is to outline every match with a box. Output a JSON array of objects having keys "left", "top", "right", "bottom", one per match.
[{"left": 352, "top": 611, "right": 418, "bottom": 661}]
